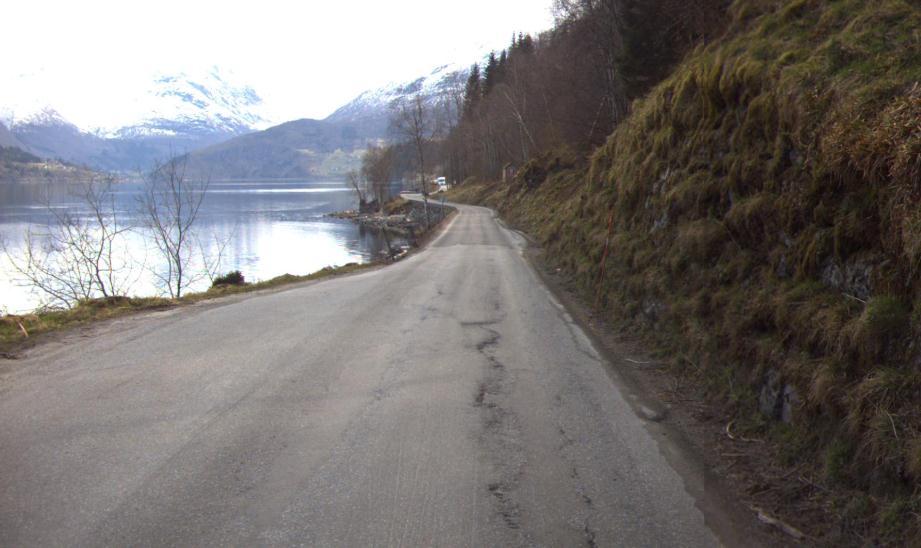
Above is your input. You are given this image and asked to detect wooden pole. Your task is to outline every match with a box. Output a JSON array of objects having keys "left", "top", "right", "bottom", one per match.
[{"left": 594, "top": 210, "right": 617, "bottom": 310}]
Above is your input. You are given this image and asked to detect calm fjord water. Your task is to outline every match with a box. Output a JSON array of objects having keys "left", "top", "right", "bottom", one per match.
[{"left": 0, "top": 180, "right": 394, "bottom": 313}]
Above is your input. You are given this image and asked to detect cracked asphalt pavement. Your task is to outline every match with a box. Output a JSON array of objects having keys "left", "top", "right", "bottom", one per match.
[{"left": 0, "top": 202, "right": 731, "bottom": 546}]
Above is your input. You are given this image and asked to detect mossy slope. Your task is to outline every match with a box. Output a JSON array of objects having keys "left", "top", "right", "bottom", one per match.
[{"left": 452, "top": 0, "right": 920, "bottom": 539}]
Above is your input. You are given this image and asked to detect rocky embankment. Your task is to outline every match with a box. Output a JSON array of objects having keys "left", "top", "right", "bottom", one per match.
[{"left": 331, "top": 196, "right": 454, "bottom": 247}]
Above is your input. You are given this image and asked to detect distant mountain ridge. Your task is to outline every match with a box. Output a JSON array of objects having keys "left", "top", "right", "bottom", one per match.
[
  {"left": 325, "top": 63, "right": 467, "bottom": 138},
  {"left": 0, "top": 121, "right": 24, "bottom": 149},
  {"left": 187, "top": 64, "right": 469, "bottom": 180},
  {"left": 1, "top": 68, "right": 268, "bottom": 172},
  {"left": 1, "top": 63, "right": 469, "bottom": 179}
]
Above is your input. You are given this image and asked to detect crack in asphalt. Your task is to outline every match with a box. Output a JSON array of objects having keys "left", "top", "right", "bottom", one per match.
[
  {"left": 487, "top": 481, "right": 521, "bottom": 530},
  {"left": 557, "top": 422, "right": 602, "bottom": 548},
  {"left": 463, "top": 318, "right": 530, "bottom": 542},
  {"left": 461, "top": 281, "right": 604, "bottom": 546}
]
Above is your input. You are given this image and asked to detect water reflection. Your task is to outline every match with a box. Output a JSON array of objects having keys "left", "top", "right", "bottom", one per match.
[{"left": 0, "top": 180, "right": 402, "bottom": 313}]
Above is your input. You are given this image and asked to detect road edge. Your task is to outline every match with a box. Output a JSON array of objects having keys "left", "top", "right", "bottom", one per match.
[{"left": 504, "top": 222, "right": 789, "bottom": 547}]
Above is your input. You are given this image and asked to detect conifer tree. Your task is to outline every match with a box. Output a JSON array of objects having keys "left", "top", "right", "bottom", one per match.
[
  {"left": 518, "top": 33, "right": 535, "bottom": 55},
  {"left": 483, "top": 51, "right": 500, "bottom": 95},
  {"left": 463, "top": 63, "right": 482, "bottom": 119}
]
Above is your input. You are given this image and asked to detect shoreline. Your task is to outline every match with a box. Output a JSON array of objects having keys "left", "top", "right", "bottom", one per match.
[
  {"left": 329, "top": 194, "right": 455, "bottom": 247},
  {"left": 0, "top": 204, "right": 456, "bottom": 358}
]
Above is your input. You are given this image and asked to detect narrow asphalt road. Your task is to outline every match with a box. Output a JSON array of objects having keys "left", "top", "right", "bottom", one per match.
[{"left": 1, "top": 203, "right": 735, "bottom": 546}]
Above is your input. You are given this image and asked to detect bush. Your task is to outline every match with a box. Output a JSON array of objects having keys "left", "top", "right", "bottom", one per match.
[{"left": 212, "top": 270, "right": 245, "bottom": 287}]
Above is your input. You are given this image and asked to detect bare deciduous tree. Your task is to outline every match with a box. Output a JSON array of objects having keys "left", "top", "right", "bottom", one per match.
[
  {"left": 361, "top": 145, "right": 394, "bottom": 213},
  {"left": 346, "top": 168, "right": 370, "bottom": 212},
  {"left": 444, "top": 1, "right": 728, "bottom": 183},
  {"left": 392, "top": 93, "right": 434, "bottom": 227},
  {"left": 140, "top": 157, "right": 216, "bottom": 298},
  {"left": 553, "top": 0, "right": 629, "bottom": 124},
  {"left": 2, "top": 177, "right": 138, "bottom": 308}
]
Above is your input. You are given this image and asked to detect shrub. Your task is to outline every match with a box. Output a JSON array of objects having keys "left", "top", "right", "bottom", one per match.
[{"left": 212, "top": 270, "right": 245, "bottom": 287}]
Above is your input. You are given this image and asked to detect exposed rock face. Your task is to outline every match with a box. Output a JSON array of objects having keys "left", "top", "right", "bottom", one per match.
[
  {"left": 781, "top": 384, "right": 799, "bottom": 424},
  {"left": 641, "top": 298, "right": 667, "bottom": 324},
  {"left": 759, "top": 369, "right": 798, "bottom": 424},
  {"left": 820, "top": 257, "right": 874, "bottom": 300},
  {"left": 759, "top": 369, "right": 783, "bottom": 418}
]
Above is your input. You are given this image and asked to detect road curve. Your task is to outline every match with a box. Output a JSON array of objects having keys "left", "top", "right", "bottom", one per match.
[{"left": 1, "top": 203, "right": 727, "bottom": 547}]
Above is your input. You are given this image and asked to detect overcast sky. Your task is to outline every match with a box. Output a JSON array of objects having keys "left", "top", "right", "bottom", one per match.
[{"left": 0, "top": 0, "right": 554, "bottom": 129}]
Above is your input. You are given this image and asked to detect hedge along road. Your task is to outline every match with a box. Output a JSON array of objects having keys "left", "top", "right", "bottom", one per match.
[{"left": 0, "top": 199, "right": 762, "bottom": 547}]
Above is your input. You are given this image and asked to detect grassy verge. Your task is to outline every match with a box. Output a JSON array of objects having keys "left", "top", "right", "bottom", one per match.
[
  {"left": 449, "top": 0, "right": 920, "bottom": 542},
  {"left": 0, "top": 262, "right": 375, "bottom": 356}
]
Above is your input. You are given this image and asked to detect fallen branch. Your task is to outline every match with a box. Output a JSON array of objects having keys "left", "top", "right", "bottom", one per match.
[
  {"left": 725, "top": 420, "right": 764, "bottom": 443},
  {"left": 885, "top": 411, "right": 900, "bottom": 441},
  {"left": 753, "top": 506, "right": 806, "bottom": 541},
  {"left": 842, "top": 292, "right": 868, "bottom": 305},
  {"left": 17, "top": 321, "right": 29, "bottom": 338}
]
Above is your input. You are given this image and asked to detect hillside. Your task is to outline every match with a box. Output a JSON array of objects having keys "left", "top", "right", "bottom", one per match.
[
  {"left": 451, "top": 0, "right": 920, "bottom": 542},
  {"left": 187, "top": 65, "right": 467, "bottom": 180},
  {"left": 0, "top": 121, "right": 23, "bottom": 149},
  {"left": 0, "top": 118, "right": 109, "bottom": 182},
  {"left": 0, "top": 145, "right": 100, "bottom": 183},
  {"left": 185, "top": 118, "right": 367, "bottom": 180}
]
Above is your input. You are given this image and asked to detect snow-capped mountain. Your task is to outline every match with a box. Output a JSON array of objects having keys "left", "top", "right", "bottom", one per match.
[
  {"left": 329, "top": 63, "right": 468, "bottom": 120},
  {"left": 2, "top": 60, "right": 472, "bottom": 178},
  {"left": 1, "top": 67, "right": 268, "bottom": 137},
  {"left": 1, "top": 67, "right": 269, "bottom": 171},
  {"left": 186, "top": 63, "right": 472, "bottom": 181},
  {"left": 325, "top": 63, "right": 469, "bottom": 136},
  {"left": 5, "top": 108, "right": 108, "bottom": 166},
  {"left": 11, "top": 107, "right": 73, "bottom": 129},
  {"left": 111, "top": 68, "right": 269, "bottom": 139}
]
